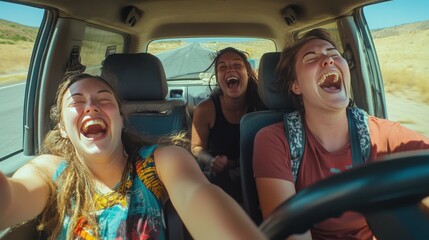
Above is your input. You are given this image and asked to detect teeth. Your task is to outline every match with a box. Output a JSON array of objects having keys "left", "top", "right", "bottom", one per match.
[
  {"left": 226, "top": 76, "right": 238, "bottom": 82},
  {"left": 318, "top": 72, "right": 339, "bottom": 85},
  {"left": 82, "top": 119, "right": 106, "bottom": 132}
]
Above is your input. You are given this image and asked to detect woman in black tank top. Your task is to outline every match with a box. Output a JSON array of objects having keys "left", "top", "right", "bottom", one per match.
[{"left": 191, "top": 47, "right": 265, "bottom": 203}]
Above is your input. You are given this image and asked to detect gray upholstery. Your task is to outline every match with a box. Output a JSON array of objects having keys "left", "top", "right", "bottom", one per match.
[
  {"left": 102, "top": 53, "right": 189, "bottom": 137},
  {"left": 258, "top": 52, "right": 295, "bottom": 111},
  {"left": 240, "top": 52, "right": 295, "bottom": 224}
]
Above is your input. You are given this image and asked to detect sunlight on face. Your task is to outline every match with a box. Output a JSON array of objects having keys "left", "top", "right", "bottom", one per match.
[{"left": 60, "top": 77, "right": 124, "bottom": 160}]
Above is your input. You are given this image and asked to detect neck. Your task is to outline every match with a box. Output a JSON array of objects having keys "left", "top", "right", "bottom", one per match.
[
  {"left": 221, "top": 94, "right": 247, "bottom": 112},
  {"left": 305, "top": 107, "right": 349, "bottom": 152},
  {"left": 78, "top": 146, "right": 128, "bottom": 189}
]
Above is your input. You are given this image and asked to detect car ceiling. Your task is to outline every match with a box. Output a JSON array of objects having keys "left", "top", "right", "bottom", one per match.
[{"left": 20, "top": 0, "right": 385, "bottom": 45}]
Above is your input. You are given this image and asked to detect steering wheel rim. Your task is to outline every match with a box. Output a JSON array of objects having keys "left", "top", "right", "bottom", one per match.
[{"left": 259, "top": 150, "right": 429, "bottom": 240}]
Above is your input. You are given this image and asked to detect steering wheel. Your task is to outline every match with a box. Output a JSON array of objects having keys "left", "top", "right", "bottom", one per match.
[{"left": 259, "top": 150, "right": 429, "bottom": 240}]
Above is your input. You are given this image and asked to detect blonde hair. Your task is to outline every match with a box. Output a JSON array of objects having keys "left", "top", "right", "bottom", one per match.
[{"left": 38, "top": 73, "right": 117, "bottom": 239}]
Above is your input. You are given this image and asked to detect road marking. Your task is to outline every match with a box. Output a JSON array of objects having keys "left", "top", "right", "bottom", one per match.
[{"left": 0, "top": 82, "right": 25, "bottom": 90}]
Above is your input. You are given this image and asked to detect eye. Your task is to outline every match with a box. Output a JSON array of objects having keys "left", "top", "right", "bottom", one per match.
[
  {"left": 99, "top": 99, "right": 111, "bottom": 104},
  {"left": 233, "top": 63, "right": 243, "bottom": 69},
  {"left": 303, "top": 54, "right": 318, "bottom": 63},
  {"left": 327, "top": 50, "right": 341, "bottom": 58},
  {"left": 98, "top": 93, "right": 114, "bottom": 104},
  {"left": 68, "top": 96, "right": 86, "bottom": 106},
  {"left": 217, "top": 65, "right": 226, "bottom": 71}
]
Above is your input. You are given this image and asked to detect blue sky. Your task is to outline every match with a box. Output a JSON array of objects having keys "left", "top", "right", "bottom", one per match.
[
  {"left": 363, "top": 0, "right": 429, "bottom": 29},
  {"left": 0, "top": 0, "right": 428, "bottom": 29}
]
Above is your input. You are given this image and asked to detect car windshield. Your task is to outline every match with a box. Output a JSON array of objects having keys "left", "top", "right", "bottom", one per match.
[{"left": 147, "top": 37, "right": 276, "bottom": 81}]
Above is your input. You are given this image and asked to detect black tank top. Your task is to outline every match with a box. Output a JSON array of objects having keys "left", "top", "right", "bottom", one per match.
[{"left": 207, "top": 94, "right": 250, "bottom": 160}]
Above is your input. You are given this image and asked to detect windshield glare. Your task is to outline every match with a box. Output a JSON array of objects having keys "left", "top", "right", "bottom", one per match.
[{"left": 147, "top": 37, "right": 276, "bottom": 81}]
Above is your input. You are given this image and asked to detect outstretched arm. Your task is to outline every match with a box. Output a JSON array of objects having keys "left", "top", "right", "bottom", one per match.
[
  {"left": 0, "top": 155, "right": 59, "bottom": 230},
  {"left": 154, "top": 146, "right": 266, "bottom": 240}
]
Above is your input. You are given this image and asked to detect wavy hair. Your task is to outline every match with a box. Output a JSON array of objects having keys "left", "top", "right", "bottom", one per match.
[
  {"left": 207, "top": 47, "right": 265, "bottom": 111},
  {"left": 274, "top": 28, "right": 342, "bottom": 113},
  {"left": 38, "top": 72, "right": 189, "bottom": 239}
]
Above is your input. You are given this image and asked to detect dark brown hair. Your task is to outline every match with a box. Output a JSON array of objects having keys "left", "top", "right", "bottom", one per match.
[
  {"left": 208, "top": 47, "right": 265, "bottom": 110},
  {"left": 274, "top": 28, "right": 339, "bottom": 112}
]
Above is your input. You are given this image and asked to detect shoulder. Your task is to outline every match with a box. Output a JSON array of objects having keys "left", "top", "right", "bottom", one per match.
[
  {"left": 13, "top": 154, "right": 63, "bottom": 179},
  {"left": 34, "top": 154, "right": 64, "bottom": 176},
  {"left": 154, "top": 145, "right": 191, "bottom": 162},
  {"left": 138, "top": 145, "right": 192, "bottom": 166},
  {"left": 153, "top": 146, "right": 198, "bottom": 182},
  {"left": 254, "top": 122, "right": 287, "bottom": 149},
  {"left": 256, "top": 121, "right": 285, "bottom": 139},
  {"left": 194, "top": 97, "right": 215, "bottom": 113},
  {"left": 193, "top": 98, "right": 215, "bottom": 124},
  {"left": 368, "top": 116, "right": 406, "bottom": 133}
]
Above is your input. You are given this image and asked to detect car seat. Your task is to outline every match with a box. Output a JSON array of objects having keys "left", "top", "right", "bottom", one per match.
[
  {"left": 101, "top": 53, "right": 190, "bottom": 138},
  {"left": 240, "top": 52, "right": 296, "bottom": 224}
]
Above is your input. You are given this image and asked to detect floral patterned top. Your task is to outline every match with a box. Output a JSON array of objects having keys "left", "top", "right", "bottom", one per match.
[{"left": 53, "top": 145, "right": 167, "bottom": 240}]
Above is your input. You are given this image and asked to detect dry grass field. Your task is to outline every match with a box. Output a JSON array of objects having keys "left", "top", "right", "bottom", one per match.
[{"left": 0, "top": 20, "right": 428, "bottom": 136}]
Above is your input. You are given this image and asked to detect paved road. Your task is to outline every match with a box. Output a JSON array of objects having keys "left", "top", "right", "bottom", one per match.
[
  {"left": 156, "top": 42, "right": 215, "bottom": 79},
  {"left": 0, "top": 83, "right": 25, "bottom": 158}
]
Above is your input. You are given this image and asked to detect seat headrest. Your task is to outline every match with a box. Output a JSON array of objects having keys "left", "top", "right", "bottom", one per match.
[
  {"left": 258, "top": 52, "right": 295, "bottom": 111},
  {"left": 101, "top": 53, "right": 168, "bottom": 101}
]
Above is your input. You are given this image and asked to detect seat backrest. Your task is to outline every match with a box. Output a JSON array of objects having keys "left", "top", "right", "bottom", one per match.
[
  {"left": 240, "top": 52, "right": 295, "bottom": 224},
  {"left": 101, "top": 53, "right": 189, "bottom": 137}
]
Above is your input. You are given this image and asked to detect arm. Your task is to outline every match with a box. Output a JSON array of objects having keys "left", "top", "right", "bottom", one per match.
[
  {"left": 255, "top": 178, "right": 296, "bottom": 219},
  {"left": 0, "top": 155, "right": 59, "bottom": 230},
  {"left": 255, "top": 178, "right": 311, "bottom": 240},
  {"left": 155, "top": 146, "right": 266, "bottom": 240},
  {"left": 369, "top": 117, "right": 429, "bottom": 156},
  {"left": 253, "top": 124, "right": 311, "bottom": 240},
  {"left": 191, "top": 99, "right": 214, "bottom": 158}
]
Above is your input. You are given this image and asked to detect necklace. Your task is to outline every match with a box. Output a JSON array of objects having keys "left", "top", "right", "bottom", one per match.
[{"left": 93, "top": 155, "right": 133, "bottom": 210}]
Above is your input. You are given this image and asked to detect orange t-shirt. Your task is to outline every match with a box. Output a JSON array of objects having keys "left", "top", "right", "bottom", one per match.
[{"left": 253, "top": 116, "right": 429, "bottom": 240}]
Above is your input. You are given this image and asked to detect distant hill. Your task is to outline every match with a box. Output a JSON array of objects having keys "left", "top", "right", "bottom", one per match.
[
  {"left": 0, "top": 19, "right": 39, "bottom": 44},
  {"left": 371, "top": 20, "right": 429, "bottom": 38}
]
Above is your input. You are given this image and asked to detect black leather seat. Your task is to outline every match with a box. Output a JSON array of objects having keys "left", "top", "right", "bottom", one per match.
[
  {"left": 101, "top": 53, "right": 190, "bottom": 138},
  {"left": 240, "top": 52, "right": 296, "bottom": 224}
]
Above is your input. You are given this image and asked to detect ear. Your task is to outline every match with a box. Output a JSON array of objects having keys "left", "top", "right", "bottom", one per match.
[
  {"left": 58, "top": 123, "right": 68, "bottom": 138},
  {"left": 291, "top": 81, "right": 302, "bottom": 95}
]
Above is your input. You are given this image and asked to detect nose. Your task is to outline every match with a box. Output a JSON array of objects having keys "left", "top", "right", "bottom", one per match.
[
  {"left": 85, "top": 99, "right": 99, "bottom": 113},
  {"left": 225, "top": 64, "right": 234, "bottom": 72},
  {"left": 321, "top": 55, "right": 334, "bottom": 67}
]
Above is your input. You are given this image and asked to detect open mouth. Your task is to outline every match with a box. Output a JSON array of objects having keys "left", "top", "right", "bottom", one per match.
[
  {"left": 81, "top": 119, "right": 107, "bottom": 138},
  {"left": 318, "top": 71, "right": 342, "bottom": 92},
  {"left": 226, "top": 76, "right": 240, "bottom": 88}
]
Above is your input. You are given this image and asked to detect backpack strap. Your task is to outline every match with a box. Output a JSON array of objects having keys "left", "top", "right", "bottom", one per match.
[
  {"left": 347, "top": 107, "right": 371, "bottom": 164},
  {"left": 283, "top": 111, "right": 305, "bottom": 183},
  {"left": 283, "top": 108, "right": 371, "bottom": 183}
]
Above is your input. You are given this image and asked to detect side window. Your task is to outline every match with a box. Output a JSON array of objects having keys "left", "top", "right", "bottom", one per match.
[
  {"left": 0, "top": 1, "right": 44, "bottom": 159},
  {"left": 364, "top": 1, "right": 429, "bottom": 137},
  {"left": 80, "top": 26, "right": 126, "bottom": 75}
]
